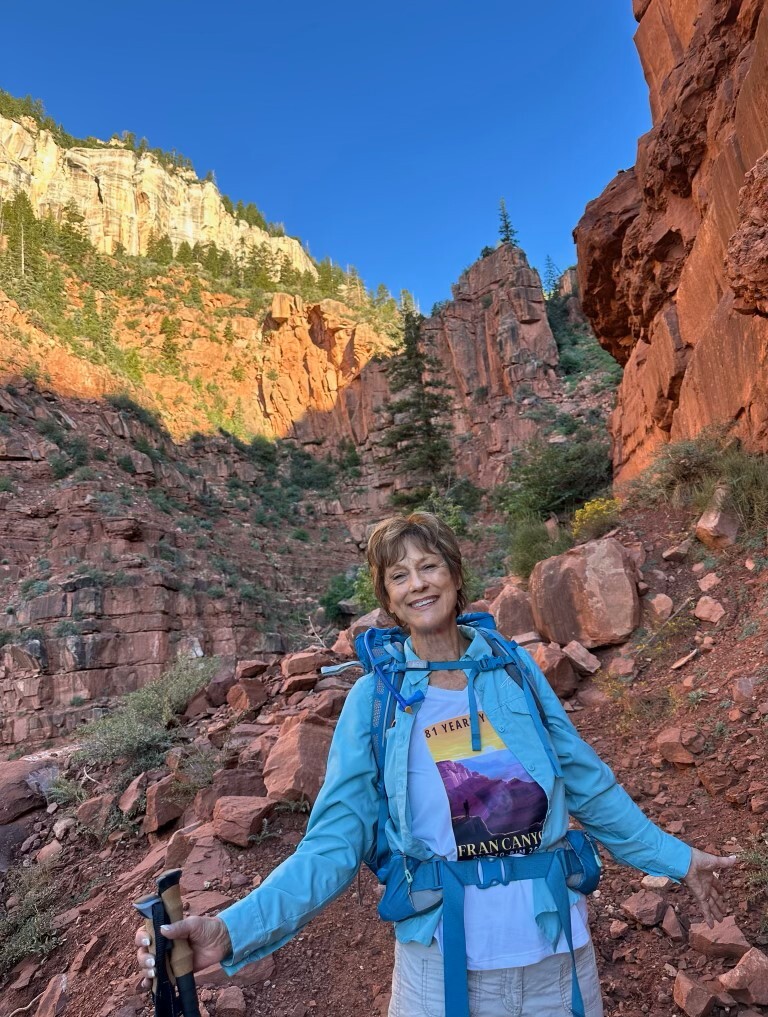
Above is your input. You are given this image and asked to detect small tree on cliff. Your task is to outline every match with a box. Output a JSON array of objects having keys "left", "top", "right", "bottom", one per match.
[
  {"left": 498, "top": 198, "right": 518, "bottom": 246},
  {"left": 380, "top": 308, "right": 454, "bottom": 506}
]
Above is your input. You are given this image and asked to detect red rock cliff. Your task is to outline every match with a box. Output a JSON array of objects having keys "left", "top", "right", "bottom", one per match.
[{"left": 575, "top": 0, "right": 768, "bottom": 483}]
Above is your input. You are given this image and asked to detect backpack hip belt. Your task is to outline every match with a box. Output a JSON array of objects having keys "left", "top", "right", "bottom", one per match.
[{"left": 378, "top": 831, "right": 601, "bottom": 1017}]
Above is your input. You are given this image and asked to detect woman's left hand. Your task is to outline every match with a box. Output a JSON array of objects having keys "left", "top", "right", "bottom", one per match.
[{"left": 682, "top": 847, "right": 738, "bottom": 927}]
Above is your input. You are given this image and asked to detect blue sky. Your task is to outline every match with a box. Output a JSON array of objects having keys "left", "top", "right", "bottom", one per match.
[{"left": 1, "top": 1, "right": 650, "bottom": 311}]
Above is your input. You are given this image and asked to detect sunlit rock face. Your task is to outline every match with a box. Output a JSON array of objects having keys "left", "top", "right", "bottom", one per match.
[
  {"left": 422, "top": 243, "right": 560, "bottom": 489},
  {"left": 0, "top": 113, "right": 314, "bottom": 274},
  {"left": 575, "top": 0, "right": 768, "bottom": 484}
]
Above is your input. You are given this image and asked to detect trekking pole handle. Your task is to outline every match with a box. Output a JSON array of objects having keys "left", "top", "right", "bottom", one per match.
[{"left": 156, "top": 868, "right": 200, "bottom": 1017}]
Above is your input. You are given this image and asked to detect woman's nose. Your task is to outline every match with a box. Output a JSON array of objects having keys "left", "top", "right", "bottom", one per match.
[{"left": 408, "top": 570, "right": 428, "bottom": 591}]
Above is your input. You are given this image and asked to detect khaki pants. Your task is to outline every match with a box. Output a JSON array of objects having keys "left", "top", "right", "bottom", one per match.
[{"left": 388, "top": 938, "right": 604, "bottom": 1017}]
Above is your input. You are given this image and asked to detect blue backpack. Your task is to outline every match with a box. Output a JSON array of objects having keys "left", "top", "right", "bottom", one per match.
[{"left": 325, "top": 611, "right": 557, "bottom": 874}]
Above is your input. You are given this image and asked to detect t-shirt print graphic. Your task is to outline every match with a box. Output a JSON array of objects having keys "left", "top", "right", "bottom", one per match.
[{"left": 423, "top": 709, "right": 547, "bottom": 860}]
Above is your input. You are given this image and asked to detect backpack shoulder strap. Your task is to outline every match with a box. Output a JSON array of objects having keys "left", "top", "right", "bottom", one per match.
[{"left": 480, "top": 628, "right": 563, "bottom": 777}]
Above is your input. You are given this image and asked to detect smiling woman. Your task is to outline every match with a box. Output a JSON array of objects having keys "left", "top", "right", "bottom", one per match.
[{"left": 135, "top": 512, "right": 737, "bottom": 1017}]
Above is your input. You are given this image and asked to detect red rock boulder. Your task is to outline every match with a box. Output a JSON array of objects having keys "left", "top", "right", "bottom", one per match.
[
  {"left": 488, "top": 583, "right": 535, "bottom": 640},
  {"left": 212, "top": 796, "right": 276, "bottom": 848},
  {"left": 263, "top": 713, "right": 335, "bottom": 803},
  {"left": 0, "top": 759, "right": 49, "bottom": 824},
  {"left": 529, "top": 539, "right": 640, "bottom": 648}
]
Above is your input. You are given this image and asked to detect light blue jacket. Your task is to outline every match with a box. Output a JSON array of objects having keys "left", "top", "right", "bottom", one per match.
[{"left": 220, "top": 627, "right": 691, "bottom": 973}]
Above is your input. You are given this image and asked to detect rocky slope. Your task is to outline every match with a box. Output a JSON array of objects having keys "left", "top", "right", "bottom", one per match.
[
  {"left": 575, "top": 0, "right": 768, "bottom": 484},
  {"left": 3, "top": 498, "right": 768, "bottom": 1017},
  {"left": 0, "top": 112, "right": 314, "bottom": 273},
  {"left": 0, "top": 379, "right": 360, "bottom": 748}
]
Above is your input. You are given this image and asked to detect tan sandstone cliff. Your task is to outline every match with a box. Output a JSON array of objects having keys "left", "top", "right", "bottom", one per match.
[
  {"left": 575, "top": 0, "right": 768, "bottom": 483},
  {"left": 0, "top": 113, "right": 314, "bottom": 273}
]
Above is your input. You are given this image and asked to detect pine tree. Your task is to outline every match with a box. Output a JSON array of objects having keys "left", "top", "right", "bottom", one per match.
[
  {"left": 498, "top": 198, "right": 518, "bottom": 246},
  {"left": 380, "top": 309, "right": 454, "bottom": 504},
  {"left": 543, "top": 256, "right": 562, "bottom": 298}
]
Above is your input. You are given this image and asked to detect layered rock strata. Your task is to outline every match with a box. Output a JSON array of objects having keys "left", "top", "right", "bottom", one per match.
[
  {"left": 0, "top": 382, "right": 355, "bottom": 747},
  {"left": 0, "top": 113, "right": 314, "bottom": 273},
  {"left": 575, "top": 0, "right": 768, "bottom": 483}
]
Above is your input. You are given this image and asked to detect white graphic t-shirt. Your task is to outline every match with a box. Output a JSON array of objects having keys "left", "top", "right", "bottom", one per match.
[{"left": 407, "top": 683, "right": 589, "bottom": 969}]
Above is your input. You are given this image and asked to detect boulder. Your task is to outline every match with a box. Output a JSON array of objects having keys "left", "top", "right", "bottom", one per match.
[
  {"left": 673, "top": 971, "right": 716, "bottom": 1017},
  {"left": 193, "top": 768, "right": 266, "bottom": 822},
  {"left": 695, "top": 490, "right": 739, "bottom": 549},
  {"left": 76, "top": 793, "right": 118, "bottom": 834},
  {"left": 331, "top": 629, "right": 353, "bottom": 656},
  {"left": 648, "top": 593, "right": 674, "bottom": 622},
  {"left": 205, "top": 656, "right": 237, "bottom": 707},
  {"left": 216, "top": 985, "right": 247, "bottom": 1017},
  {"left": 488, "top": 583, "right": 535, "bottom": 640},
  {"left": 529, "top": 539, "right": 640, "bottom": 648},
  {"left": 179, "top": 825, "right": 233, "bottom": 893},
  {"left": 118, "top": 773, "right": 148, "bottom": 815},
  {"left": 561, "top": 641, "right": 601, "bottom": 676},
  {"left": 621, "top": 889, "right": 666, "bottom": 926},
  {"left": 718, "top": 947, "right": 768, "bottom": 1005},
  {"left": 656, "top": 727, "right": 696, "bottom": 766},
  {"left": 36, "top": 840, "right": 63, "bottom": 863},
  {"left": 689, "top": 916, "right": 750, "bottom": 960},
  {"left": 226, "top": 676, "right": 269, "bottom": 712},
  {"left": 662, "top": 906, "right": 686, "bottom": 943},
  {"left": 694, "top": 597, "right": 725, "bottom": 624},
  {"left": 348, "top": 608, "right": 396, "bottom": 640},
  {"left": 263, "top": 713, "right": 335, "bottom": 803},
  {"left": 34, "top": 973, "right": 68, "bottom": 1017},
  {"left": 142, "top": 776, "right": 185, "bottom": 834},
  {"left": 697, "top": 573, "right": 721, "bottom": 593},
  {"left": 0, "top": 759, "right": 48, "bottom": 824},
  {"left": 529, "top": 643, "right": 578, "bottom": 698},
  {"left": 662, "top": 539, "right": 692, "bottom": 562},
  {"left": 212, "top": 796, "right": 276, "bottom": 848},
  {"left": 235, "top": 659, "right": 269, "bottom": 681},
  {"left": 281, "top": 650, "right": 334, "bottom": 678}
]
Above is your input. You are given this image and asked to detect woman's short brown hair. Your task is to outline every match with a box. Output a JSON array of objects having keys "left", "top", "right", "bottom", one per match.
[{"left": 366, "top": 512, "right": 467, "bottom": 626}]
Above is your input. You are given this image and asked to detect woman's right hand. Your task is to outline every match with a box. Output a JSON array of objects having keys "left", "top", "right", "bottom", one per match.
[{"left": 135, "top": 915, "right": 233, "bottom": 988}]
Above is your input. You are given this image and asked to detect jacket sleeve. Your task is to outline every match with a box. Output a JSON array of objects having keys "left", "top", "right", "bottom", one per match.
[
  {"left": 219, "top": 674, "right": 379, "bottom": 972},
  {"left": 516, "top": 647, "right": 692, "bottom": 881}
]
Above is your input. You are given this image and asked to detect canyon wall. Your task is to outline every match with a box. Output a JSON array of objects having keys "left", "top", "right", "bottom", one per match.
[
  {"left": 291, "top": 243, "right": 561, "bottom": 494},
  {"left": 0, "top": 113, "right": 314, "bottom": 273},
  {"left": 575, "top": 0, "right": 768, "bottom": 483}
]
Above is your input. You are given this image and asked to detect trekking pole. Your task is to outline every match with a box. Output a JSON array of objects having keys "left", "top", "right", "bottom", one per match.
[{"left": 133, "top": 868, "right": 201, "bottom": 1017}]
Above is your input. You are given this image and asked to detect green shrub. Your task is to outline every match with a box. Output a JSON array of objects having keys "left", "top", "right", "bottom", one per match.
[
  {"left": 53, "top": 620, "right": 81, "bottom": 637},
  {"left": 353, "top": 565, "right": 379, "bottom": 613},
  {"left": 133, "top": 435, "right": 164, "bottom": 462},
  {"left": 106, "top": 393, "right": 163, "bottom": 431},
  {"left": 320, "top": 573, "right": 357, "bottom": 623},
  {"left": 116, "top": 454, "right": 136, "bottom": 473},
  {"left": 291, "top": 528, "right": 310, "bottom": 542},
  {"left": 46, "top": 775, "right": 87, "bottom": 805},
  {"left": 0, "top": 476, "right": 14, "bottom": 492},
  {"left": 74, "top": 656, "right": 217, "bottom": 775},
  {"left": 0, "top": 865, "right": 63, "bottom": 977},
  {"left": 19, "top": 578, "right": 51, "bottom": 600},
  {"left": 508, "top": 519, "right": 573, "bottom": 579},
  {"left": 627, "top": 430, "right": 768, "bottom": 531},
  {"left": 496, "top": 432, "right": 611, "bottom": 520}
]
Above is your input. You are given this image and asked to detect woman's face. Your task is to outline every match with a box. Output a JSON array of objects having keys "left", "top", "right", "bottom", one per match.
[{"left": 383, "top": 538, "right": 460, "bottom": 638}]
